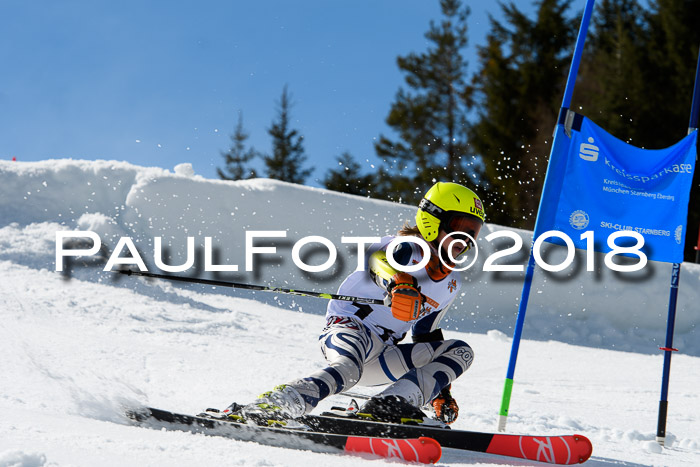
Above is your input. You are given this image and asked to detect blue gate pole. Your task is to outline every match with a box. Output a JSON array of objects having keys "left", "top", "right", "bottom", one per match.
[
  {"left": 656, "top": 263, "right": 681, "bottom": 446},
  {"left": 497, "top": 0, "right": 597, "bottom": 432},
  {"left": 656, "top": 45, "right": 700, "bottom": 446}
]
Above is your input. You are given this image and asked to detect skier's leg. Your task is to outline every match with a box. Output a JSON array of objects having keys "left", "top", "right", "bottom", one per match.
[
  {"left": 358, "top": 339, "right": 474, "bottom": 407},
  {"left": 233, "top": 316, "right": 379, "bottom": 420},
  {"left": 265, "top": 316, "right": 383, "bottom": 416}
]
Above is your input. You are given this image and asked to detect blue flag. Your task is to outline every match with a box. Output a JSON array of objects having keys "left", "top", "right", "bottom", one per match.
[{"left": 537, "top": 112, "right": 697, "bottom": 263}]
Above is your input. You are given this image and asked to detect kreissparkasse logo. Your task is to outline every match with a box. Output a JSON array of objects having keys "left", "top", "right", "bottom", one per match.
[{"left": 579, "top": 137, "right": 599, "bottom": 162}]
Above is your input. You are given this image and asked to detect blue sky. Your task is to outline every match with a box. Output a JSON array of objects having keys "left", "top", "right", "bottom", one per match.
[{"left": 1, "top": 1, "right": 540, "bottom": 187}]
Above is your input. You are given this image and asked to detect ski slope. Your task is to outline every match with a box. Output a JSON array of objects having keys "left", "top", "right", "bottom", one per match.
[{"left": 1, "top": 159, "right": 699, "bottom": 466}]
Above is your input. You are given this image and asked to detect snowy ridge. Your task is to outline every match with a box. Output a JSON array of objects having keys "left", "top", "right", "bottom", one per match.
[{"left": 1, "top": 159, "right": 699, "bottom": 466}]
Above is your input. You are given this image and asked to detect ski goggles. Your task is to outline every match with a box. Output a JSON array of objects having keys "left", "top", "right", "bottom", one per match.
[{"left": 445, "top": 214, "right": 481, "bottom": 236}]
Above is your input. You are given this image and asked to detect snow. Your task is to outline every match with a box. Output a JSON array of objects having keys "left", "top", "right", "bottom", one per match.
[{"left": 1, "top": 158, "right": 699, "bottom": 466}]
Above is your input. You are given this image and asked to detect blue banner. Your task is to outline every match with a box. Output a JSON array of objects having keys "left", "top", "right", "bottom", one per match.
[{"left": 537, "top": 113, "right": 697, "bottom": 263}]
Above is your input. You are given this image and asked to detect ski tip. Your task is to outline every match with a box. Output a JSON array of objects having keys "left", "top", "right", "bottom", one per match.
[
  {"left": 572, "top": 434, "right": 593, "bottom": 464},
  {"left": 488, "top": 432, "right": 593, "bottom": 465},
  {"left": 418, "top": 437, "right": 442, "bottom": 464},
  {"left": 124, "top": 405, "right": 151, "bottom": 422}
]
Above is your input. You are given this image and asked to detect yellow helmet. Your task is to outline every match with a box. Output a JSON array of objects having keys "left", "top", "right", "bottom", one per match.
[{"left": 416, "top": 182, "right": 485, "bottom": 242}]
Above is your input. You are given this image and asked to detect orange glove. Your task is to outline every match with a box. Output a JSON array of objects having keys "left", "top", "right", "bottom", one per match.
[
  {"left": 385, "top": 273, "right": 425, "bottom": 322},
  {"left": 432, "top": 384, "right": 459, "bottom": 424}
]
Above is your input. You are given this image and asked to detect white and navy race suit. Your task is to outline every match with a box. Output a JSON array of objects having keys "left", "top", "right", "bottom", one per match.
[{"left": 286, "top": 236, "right": 474, "bottom": 412}]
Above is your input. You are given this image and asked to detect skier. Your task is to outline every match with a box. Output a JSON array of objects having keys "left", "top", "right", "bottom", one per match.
[{"left": 227, "top": 181, "right": 484, "bottom": 425}]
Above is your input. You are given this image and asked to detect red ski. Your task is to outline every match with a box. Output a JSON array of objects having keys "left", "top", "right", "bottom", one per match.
[
  {"left": 127, "top": 407, "right": 442, "bottom": 464},
  {"left": 486, "top": 432, "right": 592, "bottom": 465},
  {"left": 301, "top": 410, "right": 593, "bottom": 464}
]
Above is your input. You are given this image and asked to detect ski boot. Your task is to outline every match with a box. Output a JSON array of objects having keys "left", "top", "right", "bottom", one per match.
[
  {"left": 358, "top": 395, "right": 426, "bottom": 424},
  {"left": 220, "top": 385, "right": 306, "bottom": 426}
]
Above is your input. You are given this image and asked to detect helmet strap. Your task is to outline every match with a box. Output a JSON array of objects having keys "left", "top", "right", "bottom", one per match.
[
  {"left": 418, "top": 198, "right": 444, "bottom": 219},
  {"left": 425, "top": 241, "right": 453, "bottom": 281}
]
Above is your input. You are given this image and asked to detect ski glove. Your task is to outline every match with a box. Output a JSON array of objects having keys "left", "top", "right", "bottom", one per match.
[
  {"left": 384, "top": 272, "right": 425, "bottom": 322},
  {"left": 431, "top": 384, "right": 458, "bottom": 424}
]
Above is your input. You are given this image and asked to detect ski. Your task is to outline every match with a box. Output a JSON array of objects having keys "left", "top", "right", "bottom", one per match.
[
  {"left": 126, "top": 407, "right": 442, "bottom": 464},
  {"left": 287, "top": 410, "right": 592, "bottom": 465}
]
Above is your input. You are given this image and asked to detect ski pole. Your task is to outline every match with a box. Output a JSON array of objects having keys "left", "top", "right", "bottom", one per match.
[{"left": 116, "top": 269, "right": 384, "bottom": 305}]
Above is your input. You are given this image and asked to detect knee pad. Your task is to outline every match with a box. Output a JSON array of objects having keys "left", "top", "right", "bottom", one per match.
[{"left": 443, "top": 339, "right": 474, "bottom": 370}]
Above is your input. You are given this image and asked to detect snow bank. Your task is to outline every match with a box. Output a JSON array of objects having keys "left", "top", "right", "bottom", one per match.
[{"left": 1, "top": 158, "right": 698, "bottom": 355}]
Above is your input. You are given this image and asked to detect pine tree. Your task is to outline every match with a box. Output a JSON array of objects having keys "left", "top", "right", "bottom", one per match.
[
  {"left": 574, "top": 0, "right": 649, "bottom": 142},
  {"left": 469, "top": 0, "right": 577, "bottom": 227},
  {"left": 644, "top": 0, "right": 700, "bottom": 260},
  {"left": 374, "top": 0, "right": 478, "bottom": 204},
  {"left": 323, "top": 152, "right": 376, "bottom": 197},
  {"left": 643, "top": 0, "right": 700, "bottom": 147},
  {"left": 217, "top": 113, "right": 258, "bottom": 181},
  {"left": 262, "top": 85, "right": 313, "bottom": 184}
]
